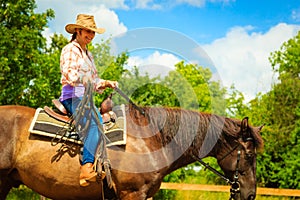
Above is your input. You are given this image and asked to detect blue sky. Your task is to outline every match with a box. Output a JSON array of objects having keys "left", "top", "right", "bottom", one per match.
[
  {"left": 114, "top": 1, "right": 299, "bottom": 43},
  {"left": 36, "top": 0, "right": 300, "bottom": 102}
]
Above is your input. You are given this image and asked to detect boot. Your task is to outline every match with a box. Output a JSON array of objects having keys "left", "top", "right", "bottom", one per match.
[{"left": 79, "top": 163, "right": 97, "bottom": 187}]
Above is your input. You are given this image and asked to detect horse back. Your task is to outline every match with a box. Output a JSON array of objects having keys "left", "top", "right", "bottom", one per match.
[{"left": 0, "top": 105, "right": 35, "bottom": 169}]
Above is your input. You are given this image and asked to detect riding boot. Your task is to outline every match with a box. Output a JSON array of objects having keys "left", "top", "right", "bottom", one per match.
[{"left": 79, "top": 163, "right": 97, "bottom": 187}]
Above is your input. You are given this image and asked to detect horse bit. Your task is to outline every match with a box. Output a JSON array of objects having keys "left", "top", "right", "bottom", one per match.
[{"left": 192, "top": 135, "right": 254, "bottom": 200}]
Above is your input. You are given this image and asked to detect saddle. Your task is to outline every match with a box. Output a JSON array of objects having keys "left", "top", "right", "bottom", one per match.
[
  {"left": 44, "top": 100, "right": 70, "bottom": 123},
  {"left": 31, "top": 101, "right": 126, "bottom": 147},
  {"left": 44, "top": 99, "right": 117, "bottom": 125}
]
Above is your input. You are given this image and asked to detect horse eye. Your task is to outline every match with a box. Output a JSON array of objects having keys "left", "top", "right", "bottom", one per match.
[
  {"left": 245, "top": 153, "right": 253, "bottom": 160},
  {"left": 240, "top": 171, "right": 246, "bottom": 176}
]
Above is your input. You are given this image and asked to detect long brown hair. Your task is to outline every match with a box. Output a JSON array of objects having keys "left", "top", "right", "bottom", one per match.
[{"left": 70, "top": 32, "right": 77, "bottom": 42}]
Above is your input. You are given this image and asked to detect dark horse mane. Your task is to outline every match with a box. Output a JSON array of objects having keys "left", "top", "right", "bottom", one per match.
[{"left": 130, "top": 105, "right": 263, "bottom": 154}]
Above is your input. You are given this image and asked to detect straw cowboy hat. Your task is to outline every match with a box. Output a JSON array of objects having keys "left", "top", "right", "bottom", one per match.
[{"left": 65, "top": 14, "right": 105, "bottom": 34}]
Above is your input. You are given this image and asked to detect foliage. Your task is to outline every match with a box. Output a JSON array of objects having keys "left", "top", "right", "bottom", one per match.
[
  {"left": 245, "top": 31, "right": 300, "bottom": 189},
  {"left": 0, "top": 0, "right": 55, "bottom": 106},
  {"left": 225, "top": 85, "right": 249, "bottom": 118},
  {"left": 116, "top": 66, "right": 179, "bottom": 107},
  {"left": 164, "top": 61, "right": 227, "bottom": 114},
  {"left": 21, "top": 33, "right": 68, "bottom": 107},
  {"left": 117, "top": 61, "right": 227, "bottom": 115},
  {"left": 90, "top": 40, "right": 128, "bottom": 105},
  {"left": 7, "top": 185, "right": 49, "bottom": 200}
]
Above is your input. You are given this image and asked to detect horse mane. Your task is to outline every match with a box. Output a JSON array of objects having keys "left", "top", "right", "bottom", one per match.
[
  {"left": 222, "top": 117, "right": 264, "bottom": 150},
  {"left": 133, "top": 105, "right": 263, "bottom": 152}
]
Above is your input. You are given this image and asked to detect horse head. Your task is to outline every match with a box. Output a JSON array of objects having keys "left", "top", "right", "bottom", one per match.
[{"left": 215, "top": 117, "right": 264, "bottom": 200}]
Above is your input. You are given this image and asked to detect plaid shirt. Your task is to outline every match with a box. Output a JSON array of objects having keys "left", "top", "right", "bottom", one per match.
[{"left": 59, "top": 41, "right": 105, "bottom": 100}]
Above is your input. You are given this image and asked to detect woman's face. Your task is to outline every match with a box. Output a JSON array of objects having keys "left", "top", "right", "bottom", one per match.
[{"left": 77, "top": 28, "right": 95, "bottom": 46}]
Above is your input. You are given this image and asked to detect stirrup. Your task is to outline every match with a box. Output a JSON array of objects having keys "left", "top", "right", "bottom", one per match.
[{"left": 79, "top": 172, "right": 97, "bottom": 187}]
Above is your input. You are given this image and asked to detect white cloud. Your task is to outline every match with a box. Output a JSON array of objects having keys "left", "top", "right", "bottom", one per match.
[
  {"left": 127, "top": 51, "right": 181, "bottom": 77},
  {"left": 175, "top": 0, "right": 205, "bottom": 7},
  {"left": 36, "top": 1, "right": 127, "bottom": 44},
  {"left": 42, "top": 28, "right": 54, "bottom": 47},
  {"left": 77, "top": 0, "right": 129, "bottom": 10},
  {"left": 128, "top": 51, "right": 180, "bottom": 67},
  {"left": 202, "top": 23, "right": 300, "bottom": 102},
  {"left": 292, "top": 8, "right": 300, "bottom": 22},
  {"left": 174, "top": 0, "right": 234, "bottom": 8},
  {"left": 134, "top": 0, "right": 162, "bottom": 9},
  {"left": 89, "top": 5, "right": 127, "bottom": 43}
]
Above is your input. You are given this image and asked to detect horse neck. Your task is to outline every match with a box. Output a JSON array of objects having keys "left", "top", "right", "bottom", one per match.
[{"left": 148, "top": 107, "right": 224, "bottom": 166}]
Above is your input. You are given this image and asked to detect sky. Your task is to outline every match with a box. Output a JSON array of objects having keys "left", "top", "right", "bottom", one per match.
[{"left": 35, "top": 0, "right": 300, "bottom": 102}]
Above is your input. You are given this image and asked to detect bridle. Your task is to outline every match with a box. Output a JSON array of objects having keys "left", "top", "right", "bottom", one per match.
[{"left": 191, "top": 135, "right": 255, "bottom": 200}]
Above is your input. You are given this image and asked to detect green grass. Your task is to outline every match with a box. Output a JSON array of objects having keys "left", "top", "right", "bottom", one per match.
[
  {"left": 174, "top": 190, "right": 297, "bottom": 200},
  {"left": 6, "top": 185, "right": 48, "bottom": 200},
  {"left": 7, "top": 185, "right": 299, "bottom": 200}
]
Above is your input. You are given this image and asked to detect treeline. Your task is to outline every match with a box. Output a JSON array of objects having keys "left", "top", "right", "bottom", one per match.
[{"left": 0, "top": 0, "right": 299, "bottom": 196}]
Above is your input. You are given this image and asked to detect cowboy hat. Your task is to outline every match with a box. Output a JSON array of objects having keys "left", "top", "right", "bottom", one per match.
[{"left": 65, "top": 14, "right": 105, "bottom": 34}]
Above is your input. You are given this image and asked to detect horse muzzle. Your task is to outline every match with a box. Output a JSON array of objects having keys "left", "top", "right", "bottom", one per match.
[{"left": 231, "top": 192, "right": 256, "bottom": 200}]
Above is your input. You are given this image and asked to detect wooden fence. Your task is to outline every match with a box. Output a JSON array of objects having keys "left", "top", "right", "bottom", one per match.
[{"left": 159, "top": 182, "right": 300, "bottom": 197}]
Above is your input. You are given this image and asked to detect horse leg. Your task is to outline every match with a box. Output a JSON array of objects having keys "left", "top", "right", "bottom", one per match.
[
  {"left": 0, "top": 174, "right": 13, "bottom": 200},
  {"left": 119, "top": 191, "right": 148, "bottom": 200},
  {"left": 118, "top": 185, "right": 160, "bottom": 200},
  {"left": 0, "top": 184, "right": 12, "bottom": 200},
  {"left": 0, "top": 169, "right": 23, "bottom": 200}
]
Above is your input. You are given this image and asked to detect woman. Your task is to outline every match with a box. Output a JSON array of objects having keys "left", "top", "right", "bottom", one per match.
[{"left": 59, "top": 14, "right": 118, "bottom": 187}]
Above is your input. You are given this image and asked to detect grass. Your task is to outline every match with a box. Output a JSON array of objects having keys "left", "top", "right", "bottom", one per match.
[
  {"left": 6, "top": 185, "right": 48, "bottom": 200},
  {"left": 174, "top": 190, "right": 298, "bottom": 200},
  {"left": 7, "top": 185, "right": 299, "bottom": 200}
]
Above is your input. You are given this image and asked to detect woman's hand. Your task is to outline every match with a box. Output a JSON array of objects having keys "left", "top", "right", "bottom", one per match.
[
  {"left": 96, "top": 80, "right": 118, "bottom": 90},
  {"left": 105, "top": 80, "right": 118, "bottom": 89}
]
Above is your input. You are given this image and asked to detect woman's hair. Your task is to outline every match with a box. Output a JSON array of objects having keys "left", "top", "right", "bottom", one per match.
[{"left": 70, "top": 32, "right": 77, "bottom": 42}]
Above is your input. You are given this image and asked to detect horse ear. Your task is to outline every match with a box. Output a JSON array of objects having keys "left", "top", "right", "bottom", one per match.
[
  {"left": 241, "top": 117, "right": 249, "bottom": 132},
  {"left": 258, "top": 124, "right": 264, "bottom": 131}
]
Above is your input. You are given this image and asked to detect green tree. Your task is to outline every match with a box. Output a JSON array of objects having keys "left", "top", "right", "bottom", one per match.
[
  {"left": 114, "top": 66, "right": 166, "bottom": 106},
  {"left": 165, "top": 61, "right": 226, "bottom": 114},
  {"left": 225, "top": 85, "right": 249, "bottom": 119},
  {"left": 91, "top": 41, "right": 128, "bottom": 106},
  {"left": 120, "top": 61, "right": 227, "bottom": 115},
  {"left": 0, "top": 0, "right": 54, "bottom": 106},
  {"left": 21, "top": 33, "right": 68, "bottom": 107},
  {"left": 265, "top": 31, "right": 300, "bottom": 189},
  {"left": 246, "top": 31, "right": 300, "bottom": 189}
]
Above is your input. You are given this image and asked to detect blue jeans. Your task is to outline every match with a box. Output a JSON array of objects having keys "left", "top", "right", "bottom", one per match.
[{"left": 61, "top": 97, "right": 103, "bottom": 165}]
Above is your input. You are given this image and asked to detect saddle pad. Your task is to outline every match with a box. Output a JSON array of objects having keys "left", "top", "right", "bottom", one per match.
[{"left": 29, "top": 105, "right": 127, "bottom": 147}]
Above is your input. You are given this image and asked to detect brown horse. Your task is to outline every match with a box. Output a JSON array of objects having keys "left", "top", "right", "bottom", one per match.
[{"left": 0, "top": 104, "right": 263, "bottom": 200}]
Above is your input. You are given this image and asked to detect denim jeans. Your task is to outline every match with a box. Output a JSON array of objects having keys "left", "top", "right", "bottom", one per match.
[{"left": 61, "top": 97, "right": 103, "bottom": 165}]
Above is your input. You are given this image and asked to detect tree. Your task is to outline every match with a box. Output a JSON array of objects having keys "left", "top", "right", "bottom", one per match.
[
  {"left": 21, "top": 33, "right": 68, "bottom": 107},
  {"left": 117, "top": 60, "right": 227, "bottom": 115},
  {"left": 264, "top": 31, "right": 300, "bottom": 189},
  {"left": 246, "top": 31, "right": 300, "bottom": 189},
  {"left": 114, "top": 66, "right": 166, "bottom": 106},
  {"left": 0, "top": 0, "right": 54, "bottom": 106},
  {"left": 165, "top": 61, "right": 227, "bottom": 114},
  {"left": 90, "top": 41, "right": 128, "bottom": 106}
]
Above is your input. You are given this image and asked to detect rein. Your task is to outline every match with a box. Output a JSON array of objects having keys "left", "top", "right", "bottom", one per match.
[
  {"left": 191, "top": 139, "right": 244, "bottom": 200},
  {"left": 75, "top": 82, "right": 113, "bottom": 195},
  {"left": 114, "top": 87, "right": 145, "bottom": 116},
  {"left": 191, "top": 154, "right": 233, "bottom": 184}
]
